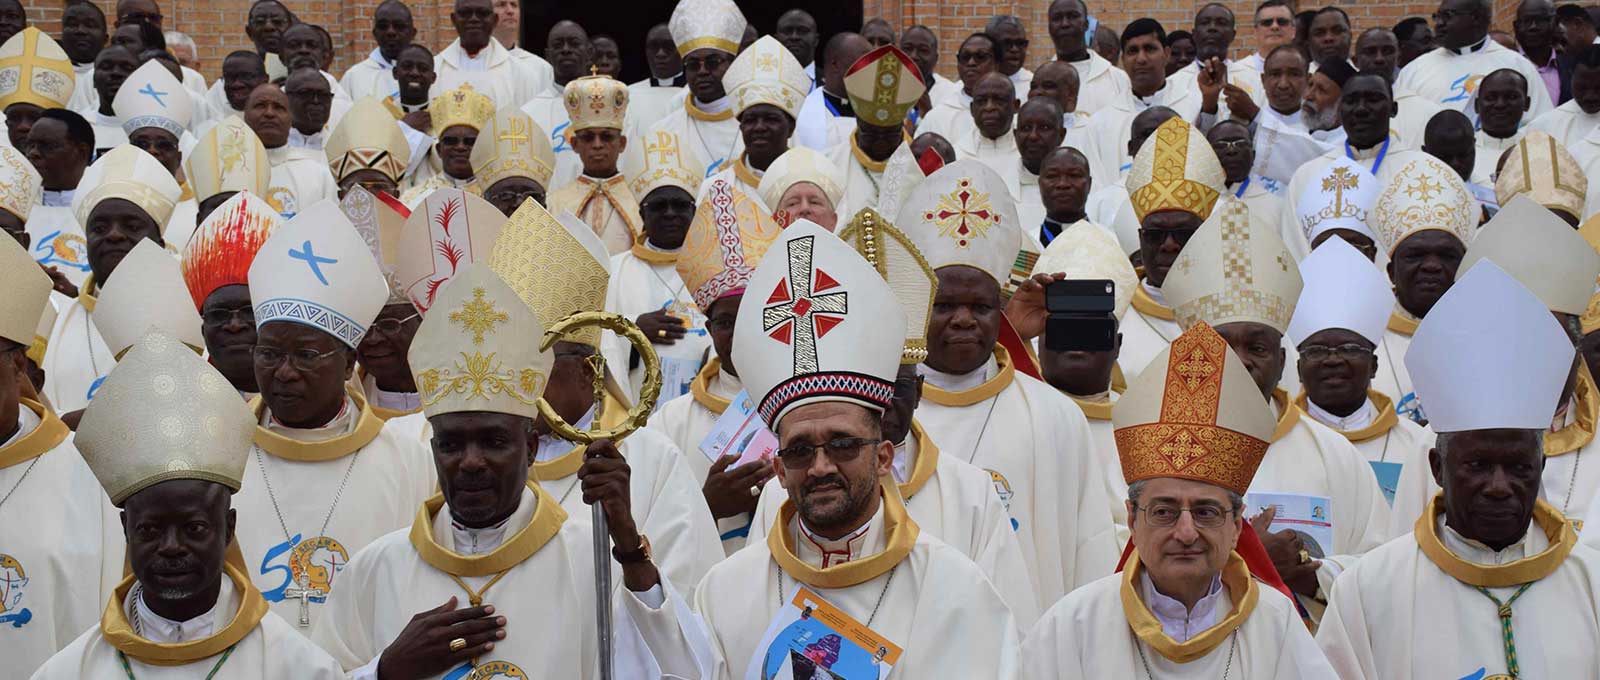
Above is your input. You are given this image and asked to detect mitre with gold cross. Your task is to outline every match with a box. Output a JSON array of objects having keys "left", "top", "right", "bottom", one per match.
[
  {"left": 471, "top": 105, "right": 558, "bottom": 193},
  {"left": 1163, "top": 198, "right": 1303, "bottom": 335},
  {"left": 1296, "top": 156, "right": 1379, "bottom": 245},
  {"left": 1112, "top": 321, "right": 1277, "bottom": 496},
  {"left": 1372, "top": 156, "right": 1476, "bottom": 256},
  {"left": 0, "top": 27, "right": 74, "bottom": 111},
  {"left": 1127, "top": 116, "right": 1226, "bottom": 224},
  {"left": 623, "top": 129, "right": 703, "bottom": 199},
  {"left": 409, "top": 263, "right": 554, "bottom": 420},
  {"left": 733, "top": 220, "right": 905, "bottom": 429}
]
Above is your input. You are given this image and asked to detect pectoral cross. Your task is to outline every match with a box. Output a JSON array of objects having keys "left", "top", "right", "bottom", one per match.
[{"left": 282, "top": 575, "right": 323, "bottom": 627}]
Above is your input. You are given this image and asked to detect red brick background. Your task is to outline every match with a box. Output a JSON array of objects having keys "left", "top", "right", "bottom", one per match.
[{"left": 25, "top": 0, "right": 1524, "bottom": 83}]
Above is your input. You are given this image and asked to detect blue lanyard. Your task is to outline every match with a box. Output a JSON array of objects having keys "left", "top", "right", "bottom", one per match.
[
  {"left": 1234, "top": 177, "right": 1250, "bottom": 198},
  {"left": 1040, "top": 221, "right": 1061, "bottom": 246},
  {"left": 1345, "top": 137, "right": 1391, "bottom": 174},
  {"left": 823, "top": 96, "right": 841, "bottom": 117}
]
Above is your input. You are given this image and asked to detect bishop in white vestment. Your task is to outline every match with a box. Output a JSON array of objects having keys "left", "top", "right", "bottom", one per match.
[
  {"left": 823, "top": 45, "right": 925, "bottom": 219},
  {"left": 647, "top": 0, "right": 749, "bottom": 179}
]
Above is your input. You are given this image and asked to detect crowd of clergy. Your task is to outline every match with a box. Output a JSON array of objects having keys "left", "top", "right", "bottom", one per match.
[{"left": 6, "top": 0, "right": 1600, "bottom": 676}]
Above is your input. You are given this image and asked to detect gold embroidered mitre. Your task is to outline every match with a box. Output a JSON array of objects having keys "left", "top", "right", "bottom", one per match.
[
  {"left": 72, "top": 145, "right": 183, "bottom": 229},
  {"left": 624, "top": 130, "right": 703, "bottom": 199},
  {"left": 1164, "top": 199, "right": 1303, "bottom": 334},
  {"left": 487, "top": 200, "right": 612, "bottom": 347},
  {"left": 724, "top": 35, "right": 811, "bottom": 118},
  {"left": 409, "top": 264, "right": 554, "bottom": 420},
  {"left": 0, "top": 28, "right": 74, "bottom": 110},
  {"left": 564, "top": 73, "right": 628, "bottom": 132},
  {"left": 677, "top": 177, "right": 782, "bottom": 311},
  {"left": 1112, "top": 321, "right": 1276, "bottom": 495},
  {"left": 471, "top": 106, "right": 557, "bottom": 191},
  {"left": 843, "top": 45, "right": 926, "bottom": 128},
  {"left": 430, "top": 83, "right": 497, "bottom": 138},
  {"left": 326, "top": 97, "right": 413, "bottom": 183},
  {"left": 1127, "top": 117, "right": 1225, "bottom": 223},
  {"left": 1372, "top": 156, "right": 1475, "bottom": 255},
  {"left": 0, "top": 144, "right": 39, "bottom": 223},
  {"left": 1495, "top": 130, "right": 1587, "bottom": 222},
  {"left": 838, "top": 207, "right": 938, "bottom": 363},
  {"left": 184, "top": 116, "right": 272, "bottom": 202}
]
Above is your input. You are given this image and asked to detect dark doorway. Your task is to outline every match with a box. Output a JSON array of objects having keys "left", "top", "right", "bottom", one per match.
[{"left": 521, "top": 0, "right": 864, "bottom": 83}]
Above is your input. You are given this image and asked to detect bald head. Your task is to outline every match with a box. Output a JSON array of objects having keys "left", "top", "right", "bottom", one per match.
[
  {"left": 823, "top": 32, "right": 872, "bottom": 94},
  {"left": 1128, "top": 106, "right": 1178, "bottom": 157},
  {"left": 1030, "top": 60, "right": 1080, "bottom": 113}
]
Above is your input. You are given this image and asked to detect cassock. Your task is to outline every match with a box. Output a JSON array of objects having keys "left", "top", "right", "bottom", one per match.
[
  {"left": 599, "top": 245, "right": 709, "bottom": 405},
  {"left": 1278, "top": 141, "right": 1429, "bottom": 260},
  {"left": 235, "top": 390, "right": 438, "bottom": 630},
  {"left": 521, "top": 84, "right": 583, "bottom": 191},
  {"left": 746, "top": 420, "right": 1041, "bottom": 627},
  {"left": 624, "top": 492, "right": 1023, "bottom": 679},
  {"left": 2, "top": 400, "right": 123, "bottom": 676},
  {"left": 1060, "top": 52, "right": 1134, "bottom": 117},
  {"left": 650, "top": 360, "right": 752, "bottom": 553},
  {"left": 264, "top": 145, "right": 338, "bottom": 219},
  {"left": 793, "top": 86, "right": 854, "bottom": 152},
  {"left": 24, "top": 199, "right": 92, "bottom": 290},
  {"left": 1530, "top": 98, "right": 1600, "bottom": 148},
  {"left": 432, "top": 38, "right": 550, "bottom": 110},
  {"left": 915, "top": 347, "right": 1120, "bottom": 606},
  {"left": 1317, "top": 498, "right": 1600, "bottom": 679},
  {"left": 340, "top": 50, "right": 399, "bottom": 102},
  {"left": 649, "top": 96, "right": 741, "bottom": 179},
  {"left": 311, "top": 483, "right": 683, "bottom": 679},
  {"left": 39, "top": 282, "right": 111, "bottom": 412},
  {"left": 1022, "top": 553, "right": 1337, "bottom": 679},
  {"left": 547, "top": 175, "right": 644, "bottom": 255},
  {"left": 1395, "top": 40, "right": 1554, "bottom": 125}
]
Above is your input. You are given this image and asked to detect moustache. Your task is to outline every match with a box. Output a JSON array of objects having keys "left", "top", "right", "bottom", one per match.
[{"left": 802, "top": 474, "right": 849, "bottom": 495}]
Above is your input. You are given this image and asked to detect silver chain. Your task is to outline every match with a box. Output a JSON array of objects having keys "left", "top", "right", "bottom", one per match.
[
  {"left": 254, "top": 447, "right": 361, "bottom": 550},
  {"left": 1137, "top": 630, "right": 1236, "bottom": 680},
  {"left": 964, "top": 396, "right": 1002, "bottom": 466},
  {"left": 0, "top": 456, "right": 42, "bottom": 515},
  {"left": 778, "top": 564, "right": 898, "bottom": 629},
  {"left": 1563, "top": 448, "right": 1582, "bottom": 516}
]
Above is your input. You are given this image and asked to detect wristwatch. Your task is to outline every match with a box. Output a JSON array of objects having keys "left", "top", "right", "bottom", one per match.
[{"left": 613, "top": 534, "right": 652, "bottom": 564}]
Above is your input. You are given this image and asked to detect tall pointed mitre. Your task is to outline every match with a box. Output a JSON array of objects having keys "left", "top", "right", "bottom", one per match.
[
  {"left": 844, "top": 45, "right": 926, "bottom": 128},
  {"left": 488, "top": 200, "right": 612, "bottom": 347},
  {"left": 623, "top": 129, "right": 702, "bottom": 199},
  {"left": 1583, "top": 289, "right": 1600, "bottom": 335},
  {"left": 757, "top": 146, "right": 844, "bottom": 215},
  {"left": 75, "top": 329, "right": 256, "bottom": 505},
  {"left": 471, "top": 106, "right": 557, "bottom": 192},
  {"left": 27, "top": 303, "right": 57, "bottom": 368},
  {"left": 394, "top": 187, "right": 507, "bottom": 315},
  {"left": 733, "top": 220, "right": 905, "bottom": 427},
  {"left": 668, "top": 0, "right": 746, "bottom": 56},
  {"left": 113, "top": 60, "right": 193, "bottom": 138},
  {"left": 1032, "top": 223, "right": 1139, "bottom": 321},
  {"left": 1407, "top": 261, "right": 1574, "bottom": 433},
  {"left": 409, "top": 264, "right": 555, "bottom": 420},
  {"left": 564, "top": 73, "right": 628, "bottom": 132},
  {"left": 72, "top": 145, "right": 183, "bottom": 229},
  {"left": 248, "top": 199, "right": 389, "bottom": 348},
  {"left": 1164, "top": 199, "right": 1303, "bottom": 334},
  {"left": 1127, "top": 117, "right": 1226, "bottom": 223},
  {"left": 1296, "top": 156, "right": 1379, "bottom": 244},
  {"left": 1495, "top": 130, "right": 1586, "bottom": 222},
  {"left": 0, "top": 235, "right": 50, "bottom": 348},
  {"left": 897, "top": 159, "right": 1025, "bottom": 287},
  {"left": 181, "top": 191, "right": 281, "bottom": 310},
  {"left": 876, "top": 143, "right": 935, "bottom": 223},
  {"left": 0, "top": 28, "right": 74, "bottom": 111},
  {"left": 678, "top": 177, "right": 782, "bottom": 311},
  {"left": 1457, "top": 195, "right": 1600, "bottom": 315},
  {"left": 1112, "top": 321, "right": 1277, "bottom": 495},
  {"left": 839, "top": 207, "right": 938, "bottom": 363},
  {"left": 184, "top": 115, "right": 272, "bottom": 203},
  {"left": 342, "top": 186, "right": 412, "bottom": 305},
  {"left": 94, "top": 239, "right": 204, "bottom": 359},
  {"left": 1286, "top": 238, "right": 1394, "bottom": 347},
  {"left": 0, "top": 144, "right": 40, "bottom": 223},
  {"left": 1372, "top": 156, "right": 1476, "bottom": 255},
  {"left": 326, "top": 97, "right": 412, "bottom": 184},
  {"left": 429, "top": 83, "right": 497, "bottom": 138},
  {"left": 724, "top": 35, "right": 811, "bottom": 119}
]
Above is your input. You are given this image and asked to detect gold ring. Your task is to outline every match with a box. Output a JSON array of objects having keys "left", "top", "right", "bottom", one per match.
[
  {"left": 449, "top": 637, "right": 468, "bottom": 652},
  {"left": 1298, "top": 549, "right": 1311, "bottom": 565},
  {"left": 657, "top": 328, "right": 667, "bottom": 339},
  {"left": 749, "top": 485, "right": 761, "bottom": 497}
]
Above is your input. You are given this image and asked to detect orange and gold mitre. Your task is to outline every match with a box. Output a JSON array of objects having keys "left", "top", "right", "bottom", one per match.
[
  {"left": 1495, "top": 130, "right": 1587, "bottom": 223},
  {"left": 677, "top": 176, "right": 782, "bottom": 311},
  {"left": 843, "top": 45, "right": 926, "bottom": 128},
  {"left": 429, "top": 83, "right": 497, "bottom": 138},
  {"left": 181, "top": 191, "right": 282, "bottom": 310},
  {"left": 1112, "top": 321, "right": 1277, "bottom": 496},
  {"left": 564, "top": 73, "right": 628, "bottom": 132},
  {"left": 326, "top": 97, "right": 413, "bottom": 183},
  {"left": 0, "top": 28, "right": 74, "bottom": 110},
  {"left": 1127, "top": 117, "right": 1225, "bottom": 223}
]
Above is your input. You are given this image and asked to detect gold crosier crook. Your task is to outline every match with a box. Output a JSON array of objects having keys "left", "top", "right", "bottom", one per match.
[{"left": 533, "top": 310, "right": 661, "bottom": 680}]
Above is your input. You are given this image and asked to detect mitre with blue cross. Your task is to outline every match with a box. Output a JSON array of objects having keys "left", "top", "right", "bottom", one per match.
[
  {"left": 113, "top": 60, "right": 193, "bottom": 139},
  {"left": 394, "top": 187, "right": 507, "bottom": 315},
  {"left": 0, "top": 28, "right": 75, "bottom": 111},
  {"left": 1163, "top": 198, "right": 1303, "bottom": 335},
  {"left": 408, "top": 263, "right": 554, "bottom": 420},
  {"left": 93, "top": 239, "right": 204, "bottom": 360},
  {"left": 733, "top": 220, "right": 906, "bottom": 428},
  {"left": 247, "top": 199, "right": 389, "bottom": 349},
  {"left": 897, "top": 159, "right": 1025, "bottom": 287}
]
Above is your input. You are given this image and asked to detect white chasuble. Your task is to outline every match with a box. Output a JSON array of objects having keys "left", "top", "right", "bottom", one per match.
[
  {"left": 624, "top": 493, "right": 1022, "bottom": 679},
  {"left": 534, "top": 424, "right": 723, "bottom": 600},
  {"left": 914, "top": 347, "right": 1119, "bottom": 607},
  {"left": 265, "top": 146, "right": 339, "bottom": 219},
  {"left": 746, "top": 420, "right": 1040, "bottom": 626},
  {"left": 1063, "top": 52, "right": 1135, "bottom": 118},
  {"left": 648, "top": 98, "right": 741, "bottom": 180},
  {"left": 600, "top": 247, "right": 709, "bottom": 406},
  {"left": 31, "top": 562, "right": 344, "bottom": 679},
  {"left": 40, "top": 286, "right": 112, "bottom": 414},
  {"left": 823, "top": 136, "right": 889, "bottom": 219},
  {"left": 235, "top": 391, "right": 437, "bottom": 631},
  {"left": 2, "top": 401, "right": 124, "bottom": 677},
  {"left": 1023, "top": 553, "right": 1336, "bottom": 679},
  {"left": 1121, "top": 282, "right": 1184, "bottom": 385},
  {"left": 1295, "top": 391, "right": 1434, "bottom": 522},
  {"left": 651, "top": 360, "right": 752, "bottom": 554},
  {"left": 311, "top": 484, "right": 680, "bottom": 679},
  {"left": 26, "top": 204, "right": 92, "bottom": 290},
  {"left": 1395, "top": 41, "right": 1555, "bottom": 124},
  {"left": 1070, "top": 388, "right": 1132, "bottom": 545},
  {"left": 1530, "top": 99, "right": 1600, "bottom": 149},
  {"left": 625, "top": 81, "right": 686, "bottom": 144},
  {"left": 1317, "top": 497, "right": 1600, "bottom": 680}
]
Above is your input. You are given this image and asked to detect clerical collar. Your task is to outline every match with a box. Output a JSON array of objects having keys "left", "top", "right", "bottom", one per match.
[
  {"left": 264, "top": 396, "right": 355, "bottom": 438},
  {"left": 88, "top": 110, "right": 119, "bottom": 126},
  {"left": 75, "top": 61, "right": 93, "bottom": 72},
  {"left": 890, "top": 436, "right": 914, "bottom": 483},
  {"left": 917, "top": 355, "right": 997, "bottom": 392},
  {"left": 399, "top": 100, "right": 428, "bottom": 113},
  {"left": 287, "top": 128, "right": 326, "bottom": 150},
  {"left": 822, "top": 89, "right": 854, "bottom": 118},
  {"left": 371, "top": 387, "right": 422, "bottom": 413},
  {"left": 449, "top": 511, "right": 516, "bottom": 556},
  {"left": 1307, "top": 396, "right": 1377, "bottom": 432},
  {"left": 1446, "top": 36, "right": 1490, "bottom": 56},
  {"left": 641, "top": 239, "right": 680, "bottom": 254},
  {"left": 1141, "top": 279, "right": 1168, "bottom": 306},
  {"left": 129, "top": 573, "right": 234, "bottom": 644},
  {"left": 797, "top": 512, "right": 877, "bottom": 569},
  {"left": 651, "top": 72, "right": 687, "bottom": 87},
  {"left": 1139, "top": 570, "right": 1227, "bottom": 644},
  {"left": 1438, "top": 514, "right": 1548, "bottom": 567},
  {"left": 2, "top": 402, "right": 39, "bottom": 448},
  {"left": 368, "top": 48, "right": 395, "bottom": 70},
  {"left": 40, "top": 189, "right": 74, "bottom": 207},
  {"left": 536, "top": 406, "right": 595, "bottom": 461},
  {"left": 1039, "top": 216, "right": 1077, "bottom": 246},
  {"left": 1133, "top": 83, "right": 1171, "bottom": 108},
  {"left": 1071, "top": 388, "right": 1113, "bottom": 403},
  {"left": 1264, "top": 105, "right": 1305, "bottom": 128},
  {"left": 694, "top": 94, "right": 733, "bottom": 114}
]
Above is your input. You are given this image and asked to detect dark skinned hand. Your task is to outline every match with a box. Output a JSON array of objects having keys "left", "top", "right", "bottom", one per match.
[
  {"left": 42, "top": 265, "right": 77, "bottom": 298},
  {"left": 637, "top": 310, "right": 687, "bottom": 346},
  {"left": 580, "top": 439, "right": 662, "bottom": 592},
  {"left": 702, "top": 453, "right": 775, "bottom": 519},
  {"left": 1004, "top": 272, "right": 1066, "bottom": 341},
  {"left": 1223, "top": 84, "right": 1259, "bottom": 124},
  {"left": 402, "top": 109, "right": 431, "bottom": 135},
  {"left": 375, "top": 597, "right": 506, "bottom": 680},
  {"left": 1250, "top": 505, "right": 1321, "bottom": 598},
  {"left": 1196, "top": 57, "right": 1227, "bottom": 112}
]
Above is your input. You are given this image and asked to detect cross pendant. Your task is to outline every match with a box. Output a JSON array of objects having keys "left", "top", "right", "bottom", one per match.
[{"left": 283, "top": 577, "right": 323, "bottom": 627}]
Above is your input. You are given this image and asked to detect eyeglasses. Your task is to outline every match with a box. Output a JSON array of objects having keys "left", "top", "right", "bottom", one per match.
[
  {"left": 130, "top": 137, "right": 180, "bottom": 155},
  {"left": 1140, "top": 227, "right": 1196, "bottom": 247},
  {"left": 956, "top": 51, "right": 994, "bottom": 64},
  {"left": 775, "top": 436, "right": 879, "bottom": 469},
  {"left": 253, "top": 345, "right": 343, "bottom": 372},
  {"left": 683, "top": 55, "right": 730, "bottom": 72},
  {"left": 202, "top": 307, "right": 255, "bottom": 327},
  {"left": 1132, "top": 502, "right": 1234, "bottom": 528},
  {"left": 369, "top": 312, "right": 421, "bottom": 336},
  {"left": 1212, "top": 139, "right": 1252, "bottom": 152},
  {"left": 1257, "top": 17, "right": 1294, "bottom": 27},
  {"left": 1300, "top": 342, "right": 1373, "bottom": 362}
]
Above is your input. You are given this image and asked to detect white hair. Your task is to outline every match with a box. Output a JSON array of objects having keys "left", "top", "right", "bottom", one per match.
[{"left": 164, "top": 31, "right": 197, "bottom": 53}]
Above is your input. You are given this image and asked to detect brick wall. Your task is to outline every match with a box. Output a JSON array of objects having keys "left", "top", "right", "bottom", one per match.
[{"left": 26, "top": 0, "right": 1520, "bottom": 83}]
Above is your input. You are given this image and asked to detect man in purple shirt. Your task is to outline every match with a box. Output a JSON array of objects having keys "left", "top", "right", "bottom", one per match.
[{"left": 1516, "top": 0, "right": 1568, "bottom": 105}]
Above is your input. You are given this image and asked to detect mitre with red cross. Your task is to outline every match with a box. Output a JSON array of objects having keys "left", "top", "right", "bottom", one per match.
[
  {"left": 897, "top": 159, "right": 1024, "bottom": 287},
  {"left": 1112, "top": 321, "right": 1276, "bottom": 496},
  {"left": 734, "top": 219, "right": 906, "bottom": 429}
]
